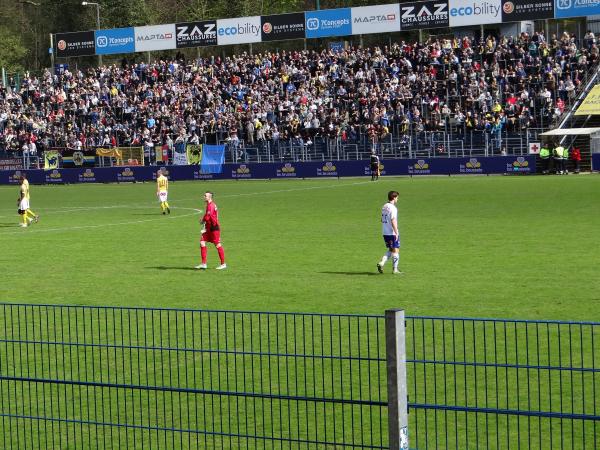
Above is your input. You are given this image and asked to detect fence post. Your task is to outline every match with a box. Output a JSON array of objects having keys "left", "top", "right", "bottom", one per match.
[{"left": 386, "top": 309, "right": 409, "bottom": 450}]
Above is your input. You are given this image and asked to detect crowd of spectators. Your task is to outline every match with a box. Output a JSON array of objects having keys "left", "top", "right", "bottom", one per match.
[{"left": 0, "top": 30, "right": 598, "bottom": 158}]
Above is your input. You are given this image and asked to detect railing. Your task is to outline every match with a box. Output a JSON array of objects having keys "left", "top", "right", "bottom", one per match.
[
  {"left": 0, "top": 304, "right": 388, "bottom": 449},
  {"left": 1, "top": 304, "right": 598, "bottom": 449},
  {"left": 407, "top": 317, "right": 600, "bottom": 450}
]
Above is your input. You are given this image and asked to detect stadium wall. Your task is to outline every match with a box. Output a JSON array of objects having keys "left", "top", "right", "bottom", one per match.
[{"left": 0, "top": 156, "right": 536, "bottom": 184}]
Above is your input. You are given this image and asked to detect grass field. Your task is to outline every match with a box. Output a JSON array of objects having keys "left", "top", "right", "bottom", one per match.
[
  {"left": 1, "top": 175, "right": 599, "bottom": 320},
  {"left": 1, "top": 174, "right": 599, "bottom": 449}
]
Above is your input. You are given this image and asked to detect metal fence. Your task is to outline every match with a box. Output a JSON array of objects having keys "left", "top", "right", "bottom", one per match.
[
  {"left": 407, "top": 317, "right": 600, "bottom": 450},
  {"left": 0, "top": 304, "right": 388, "bottom": 449},
  {"left": 0, "top": 304, "right": 599, "bottom": 449}
]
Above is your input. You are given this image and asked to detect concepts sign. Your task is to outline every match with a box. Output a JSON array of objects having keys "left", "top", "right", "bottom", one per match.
[
  {"left": 94, "top": 28, "right": 135, "bottom": 55},
  {"left": 555, "top": 0, "right": 600, "bottom": 18},
  {"left": 305, "top": 8, "right": 352, "bottom": 38}
]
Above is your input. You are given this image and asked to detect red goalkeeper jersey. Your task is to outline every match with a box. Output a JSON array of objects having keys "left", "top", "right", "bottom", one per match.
[{"left": 203, "top": 201, "right": 220, "bottom": 231}]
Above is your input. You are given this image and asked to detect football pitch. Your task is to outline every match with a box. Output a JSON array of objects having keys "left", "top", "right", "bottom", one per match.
[{"left": 1, "top": 174, "right": 599, "bottom": 320}]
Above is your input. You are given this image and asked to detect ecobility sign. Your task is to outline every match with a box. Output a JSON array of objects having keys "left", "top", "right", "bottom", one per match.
[
  {"left": 350, "top": 4, "right": 400, "bottom": 35},
  {"left": 400, "top": 1, "right": 449, "bottom": 30},
  {"left": 261, "top": 13, "right": 306, "bottom": 41},
  {"left": 55, "top": 31, "right": 95, "bottom": 57},
  {"left": 176, "top": 21, "right": 217, "bottom": 47},
  {"left": 134, "top": 24, "right": 176, "bottom": 52},
  {"left": 216, "top": 16, "right": 262, "bottom": 45},
  {"left": 305, "top": 8, "right": 352, "bottom": 38},
  {"left": 555, "top": 0, "right": 600, "bottom": 19},
  {"left": 501, "top": 0, "right": 554, "bottom": 21},
  {"left": 95, "top": 27, "right": 135, "bottom": 55},
  {"left": 448, "top": 0, "right": 502, "bottom": 26}
]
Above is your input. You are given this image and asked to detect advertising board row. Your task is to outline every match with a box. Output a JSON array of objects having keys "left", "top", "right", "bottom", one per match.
[
  {"left": 54, "top": 0, "right": 597, "bottom": 57},
  {"left": 0, "top": 156, "right": 535, "bottom": 184}
]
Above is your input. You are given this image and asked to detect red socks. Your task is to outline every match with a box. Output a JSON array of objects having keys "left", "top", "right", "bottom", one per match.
[{"left": 201, "top": 246, "right": 225, "bottom": 264}]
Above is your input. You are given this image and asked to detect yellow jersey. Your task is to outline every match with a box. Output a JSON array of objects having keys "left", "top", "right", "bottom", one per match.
[
  {"left": 20, "top": 179, "right": 30, "bottom": 200},
  {"left": 157, "top": 174, "right": 168, "bottom": 193}
]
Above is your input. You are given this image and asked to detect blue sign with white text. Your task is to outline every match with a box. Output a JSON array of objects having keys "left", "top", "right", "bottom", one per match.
[
  {"left": 305, "top": 8, "right": 352, "bottom": 38},
  {"left": 94, "top": 27, "right": 135, "bottom": 55},
  {"left": 592, "top": 153, "right": 600, "bottom": 171},
  {"left": 555, "top": 0, "right": 600, "bottom": 18}
]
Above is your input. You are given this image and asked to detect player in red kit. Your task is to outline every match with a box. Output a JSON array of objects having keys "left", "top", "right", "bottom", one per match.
[{"left": 195, "top": 191, "right": 227, "bottom": 270}]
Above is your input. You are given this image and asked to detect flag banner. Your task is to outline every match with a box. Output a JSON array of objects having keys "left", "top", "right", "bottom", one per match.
[
  {"left": 154, "top": 145, "right": 169, "bottom": 164},
  {"left": 186, "top": 144, "right": 203, "bottom": 165},
  {"left": 44, "top": 151, "right": 60, "bottom": 170},
  {"left": 60, "top": 149, "right": 96, "bottom": 167},
  {"left": 173, "top": 142, "right": 188, "bottom": 165},
  {"left": 200, "top": 144, "right": 226, "bottom": 174}
]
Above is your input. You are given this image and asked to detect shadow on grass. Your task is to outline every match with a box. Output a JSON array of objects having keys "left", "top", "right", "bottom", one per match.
[
  {"left": 0, "top": 223, "right": 19, "bottom": 228},
  {"left": 146, "top": 266, "right": 198, "bottom": 271},
  {"left": 319, "top": 271, "right": 381, "bottom": 276}
]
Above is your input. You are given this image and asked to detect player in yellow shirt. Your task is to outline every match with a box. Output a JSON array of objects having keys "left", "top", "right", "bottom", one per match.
[
  {"left": 156, "top": 169, "right": 170, "bottom": 214},
  {"left": 17, "top": 174, "right": 39, "bottom": 227}
]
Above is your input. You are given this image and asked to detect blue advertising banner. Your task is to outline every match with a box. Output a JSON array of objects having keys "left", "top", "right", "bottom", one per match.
[
  {"left": 305, "top": 8, "right": 352, "bottom": 38},
  {"left": 95, "top": 28, "right": 135, "bottom": 55},
  {"left": 592, "top": 153, "right": 600, "bottom": 171},
  {"left": 0, "top": 169, "right": 45, "bottom": 185},
  {"left": 0, "top": 156, "right": 536, "bottom": 185},
  {"left": 555, "top": 0, "right": 600, "bottom": 18}
]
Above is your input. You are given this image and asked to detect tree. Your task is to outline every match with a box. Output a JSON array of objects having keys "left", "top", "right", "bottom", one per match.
[{"left": 0, "top": 28, "right": 28, "bottom": 72}]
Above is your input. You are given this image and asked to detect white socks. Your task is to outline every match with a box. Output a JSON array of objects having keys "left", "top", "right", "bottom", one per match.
[
  {"left": 392, "top": 254, "right": 399, "bottom": 271},
  {"left": 380, "top": 251, "right": 392, "bottom": 265}
]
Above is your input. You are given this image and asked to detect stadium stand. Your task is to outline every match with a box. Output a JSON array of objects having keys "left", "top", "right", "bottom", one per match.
[{"left": 0, "top": 31, "right": 598, "bottom": 163}]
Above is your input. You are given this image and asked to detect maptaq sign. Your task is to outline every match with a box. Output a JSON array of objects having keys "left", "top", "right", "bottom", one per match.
[
  {"left": 351, "top": 4, "right": 400, "bottom": 35},
  {"left": 134, "top": 24, "right": 176, "bottom": 52},
  {"left": 305, "top": 8, "right": 352, "bottom": 38}
]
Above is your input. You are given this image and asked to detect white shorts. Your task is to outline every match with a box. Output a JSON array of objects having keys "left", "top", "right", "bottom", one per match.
[
  {"left": 158, "top": 191, "right": 168, "bottom": 202},
  {"left": 19, "top": 199, "right": 30, "bottom": 211}
]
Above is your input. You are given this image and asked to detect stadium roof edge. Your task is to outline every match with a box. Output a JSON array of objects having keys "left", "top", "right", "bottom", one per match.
[{"left": 540, "top": 128, "right": 600, "bottom": 136}]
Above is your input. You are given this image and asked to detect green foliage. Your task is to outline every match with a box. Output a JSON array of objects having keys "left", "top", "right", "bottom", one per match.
[{"left": 0, "top": 28, "right": 28, "bottom": 72}]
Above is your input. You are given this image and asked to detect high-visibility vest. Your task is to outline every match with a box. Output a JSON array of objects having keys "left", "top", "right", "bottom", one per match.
[
  {"left": 540, "top": 147, "right": 550, "bottom": 159},
  {"left": 562, "top": 147, "right": 569, "bottom": 160},
  {"left": 554, "top": 146, "right": 564, "bottom": 158}
]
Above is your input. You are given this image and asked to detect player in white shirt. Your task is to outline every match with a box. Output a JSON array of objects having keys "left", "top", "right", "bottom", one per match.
[{"left": 377, "top": 191, "right": 402, "bottom": 274}]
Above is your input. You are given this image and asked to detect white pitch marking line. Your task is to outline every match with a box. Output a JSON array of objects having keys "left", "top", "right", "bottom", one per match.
[
  {"left": 0, "top": 180, "right": 371, "bottom": 217},
  {"left": 1, "top": 207, "right": 203, "bottom": 235},
  {"left": 0, "top": 179, "right": 371, "bottom": 233}
]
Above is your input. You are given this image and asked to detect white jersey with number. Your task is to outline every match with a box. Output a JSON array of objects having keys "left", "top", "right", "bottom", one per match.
[{"left": 381, "top": 202, "right": 397, "bottom": 235}]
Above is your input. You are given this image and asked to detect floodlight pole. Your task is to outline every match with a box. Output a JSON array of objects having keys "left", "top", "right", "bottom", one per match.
[{"left": 82, "top": 1, "right": 102, "bottom": 67}]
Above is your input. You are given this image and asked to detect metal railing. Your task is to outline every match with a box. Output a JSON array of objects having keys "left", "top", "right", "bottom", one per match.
[
  {"left": 0, "top": 304, "right": 598, "bottom": 449},
  {"left": 407, "top": 317, "right": 600, "bottom": 450},
  {"left": 0, "top": 304, "right": 388, "bottom": 449}
]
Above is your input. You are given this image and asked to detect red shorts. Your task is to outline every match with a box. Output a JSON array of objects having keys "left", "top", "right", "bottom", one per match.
[{"left": 201, "top": 230, "right": 221, "bottom": 244}]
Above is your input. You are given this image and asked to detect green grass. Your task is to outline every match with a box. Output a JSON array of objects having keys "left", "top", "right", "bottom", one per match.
[
  {"left": 0, "top": 175, "right": 599, "bottom": 319},
  {"left": 1, "top": 175, "right": 599, "bottom": 449}
]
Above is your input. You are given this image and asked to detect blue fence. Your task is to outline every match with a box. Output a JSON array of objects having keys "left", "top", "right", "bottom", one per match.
[
  {"left": 0, "top": 304, "right": 388, "bottom": 449},
  {"left": 0, "top": 304, "right": 598, "bottom": 449},
  {"left": 0, "top": 156, "right": 536, "bottom": 185}
]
